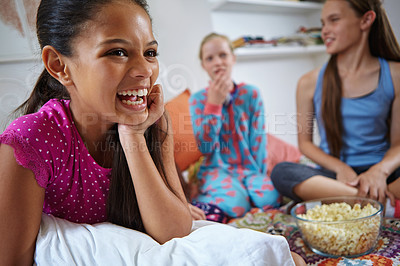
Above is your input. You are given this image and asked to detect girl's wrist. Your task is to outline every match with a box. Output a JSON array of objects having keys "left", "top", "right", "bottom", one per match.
[
  {"left": 333, "top": 161, "right": 351, "bottom": 174},
  {"left": 119, "top": 133, "right": 147, "bottom": 152},
  {"left": 370, "top": 163, "right": 390, "bottom": 177},
  {"left": 206, "top": 96, "right": 224, "bottom": 106}
]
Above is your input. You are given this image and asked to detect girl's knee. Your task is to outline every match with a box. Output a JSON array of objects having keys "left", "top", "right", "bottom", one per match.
[
  {"left": 251, "top": 189, "right": 281, "bottom": 209},
  {"left": 196, "top": 191, "right": 251, "bottom": 218},
  {"left": 270, "top": 162, "right": 293, "bottom": 182},
  {"left": 219, "top": 196, "right": 251, "bottom": 218}
]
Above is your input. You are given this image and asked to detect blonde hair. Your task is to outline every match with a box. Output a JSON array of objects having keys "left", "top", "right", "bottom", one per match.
[{"left": 198, "top": 32, "right": 234, "bottom": 61}]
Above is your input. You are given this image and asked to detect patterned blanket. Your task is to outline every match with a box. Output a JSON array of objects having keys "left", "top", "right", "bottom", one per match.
[{"left": 228, "top": 208, "right": 400, "bottom": 266}]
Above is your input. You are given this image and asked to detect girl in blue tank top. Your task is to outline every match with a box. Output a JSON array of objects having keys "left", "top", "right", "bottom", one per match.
[{"left": 270, "top": 0, "right": 400, "bottom": 216}]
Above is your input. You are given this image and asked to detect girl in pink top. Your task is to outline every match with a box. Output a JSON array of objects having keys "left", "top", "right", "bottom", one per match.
[{"left": 0, "top": 0, "right": 192, "bottom": 264}]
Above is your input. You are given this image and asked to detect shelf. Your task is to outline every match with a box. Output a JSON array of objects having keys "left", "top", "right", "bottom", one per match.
[
  {"left": 234, "top": 45, "right": 326, "bottom": 60},
  {"left": 210, "top": 0, "right": 323, "bottom": 14}
]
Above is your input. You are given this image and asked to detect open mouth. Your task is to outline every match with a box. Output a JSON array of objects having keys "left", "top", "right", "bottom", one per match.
[
  {"left": 117, "top": 88, "right": 148, "bottom": 106},
  {"left": 324, "top": 37, "right": 334, "bottom": 46},
  {"left": 214, "top": 69, "right": 225, "bottom": 75}
]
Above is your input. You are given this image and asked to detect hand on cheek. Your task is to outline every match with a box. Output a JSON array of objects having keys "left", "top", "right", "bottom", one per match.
[
  {"left": 118, "top": 84, "right": 164, "bottom": 136},
  {"left": 147, "top": 84, "right": 164, "bottom": 123},
  {"left": 208, "top": 72, "right": 232, "bottom": 105}
]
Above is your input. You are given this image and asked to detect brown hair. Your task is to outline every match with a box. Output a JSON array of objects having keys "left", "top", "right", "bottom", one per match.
[
  {"left": 198, "top": 32, "right": 234, "bottom": 61},
  {"left": 322, "top": 0, "right": 400, "bottom": 157}
]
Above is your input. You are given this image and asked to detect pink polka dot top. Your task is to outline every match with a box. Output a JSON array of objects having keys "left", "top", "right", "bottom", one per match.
[{"left": 0, "top": 99, "right": 112, "bottom": 224}]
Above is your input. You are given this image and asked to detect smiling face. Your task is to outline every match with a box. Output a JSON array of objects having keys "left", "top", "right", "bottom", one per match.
[
  {"left": 200, "top": 37, "right": 236, "bottom": 81},
  {"left": 321, "top": 0, "right": 364, "bottom": 55},
  {"left": 64, "top": 1, "right": 159, "bottom": 128}
]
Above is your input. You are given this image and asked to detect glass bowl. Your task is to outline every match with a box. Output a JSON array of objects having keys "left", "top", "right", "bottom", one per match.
[{"left": 291, "top": 196, "right": 383, "bottom": 258}]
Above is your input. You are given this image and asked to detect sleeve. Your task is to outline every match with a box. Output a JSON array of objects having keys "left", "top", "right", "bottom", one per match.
[
  {"left": 189, "top": 91, "right": 223, "bottom": 155},
  {"left": 248, "top": 87, "right": 268, "bottom": 174},
  {"left": 0, "top": 129, "right": 50, "bottom": 188}
]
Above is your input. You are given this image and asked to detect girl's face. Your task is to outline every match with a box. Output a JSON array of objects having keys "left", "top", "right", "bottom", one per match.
[
  {"left": 64, "top": 1, "right": 159, "bottom": 128},
  {"left": 201, "top": 37, "right": 236, "bottom": 81},
  {"left": 321, "top": 0, "right": 364, "bottom": 55}
]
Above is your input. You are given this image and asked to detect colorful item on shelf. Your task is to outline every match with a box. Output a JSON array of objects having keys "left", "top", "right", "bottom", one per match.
[
  {"left": 232, "top": 26, "right": 322, "bottom": 50},
  {"left": 232, "top": 36, "right": 277, "bottom": 49}
]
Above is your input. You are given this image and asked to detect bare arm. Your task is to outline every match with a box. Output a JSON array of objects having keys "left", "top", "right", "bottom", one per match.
[
  {"left": 118, "top": 84, "right": 192, "bottom": 244},
  {"left": 298, "top": 70, "right": 342, "bottom": 168},
  {"left": 0, "top": 144, "right": 45, "bottom": 265},
  {"left": 379, "top": 61, "right": 400, "bottom": 174},
  {"left": 357, "top": 61, "right": 400, "bottom": 202},
  {"left": 161, "top": 113, "right": 206, "bottom": 220},
  {"left": 297, "top": 69, "right": 322, "bottom": 157},
  {"left": 296, "top": 69, "right": 357, "bottom": 183},
  {"left": 119, "top": 122, "right": 192, "bottom": 243}
]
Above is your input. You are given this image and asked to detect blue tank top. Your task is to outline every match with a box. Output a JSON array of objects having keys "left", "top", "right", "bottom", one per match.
[{"left": 314, "top": 57, "right": 394, "bottom": 166}]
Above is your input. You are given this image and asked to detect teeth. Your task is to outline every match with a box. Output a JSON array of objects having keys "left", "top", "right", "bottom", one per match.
[
  {"left": 118, "top": 88, "right": 148, "bottom": 97},
  {"left": 122, "top": 98, "right": 144, "bottom": 106}
]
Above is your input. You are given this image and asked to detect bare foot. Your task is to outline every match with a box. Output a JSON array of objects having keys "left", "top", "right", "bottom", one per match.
[{"left": 291, "top": 252, "right": 306, "bottom": 266}]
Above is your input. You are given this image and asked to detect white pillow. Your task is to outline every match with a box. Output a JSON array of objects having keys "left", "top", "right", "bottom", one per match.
[{"left": 35, "top": 213, "right": 295, "bottom": 266}]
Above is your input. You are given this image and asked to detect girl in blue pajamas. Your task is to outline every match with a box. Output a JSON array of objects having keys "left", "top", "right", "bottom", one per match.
[{"left": 189, "top": 33, "right": 280, "bottom": 218}]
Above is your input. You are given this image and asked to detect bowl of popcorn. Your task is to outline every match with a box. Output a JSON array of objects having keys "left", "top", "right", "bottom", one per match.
[{"left": 291, "top": 196, "right": 383, "bottom": 258}]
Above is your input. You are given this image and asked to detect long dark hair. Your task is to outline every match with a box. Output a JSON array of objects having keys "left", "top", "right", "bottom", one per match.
[
  {"left": 17, "top": 0, "right": 171, "bottom": 232},
  {"left": 322, "top": 0, "right": 400, "bottom": 158}
]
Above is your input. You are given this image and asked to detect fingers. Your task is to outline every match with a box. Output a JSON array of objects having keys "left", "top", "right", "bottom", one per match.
[
  {"left": 358, "top": 180, "right": 388, "bottom": 205},
  {"left": 357, "top": 182, "right": 368, "bottom": 198},
  {"left": 149, "top": 83, "right": 162, "bottom": 95},
  {"left": 147, "top": 84, "right": 164, "bottom": 121},
  {"left": 211, "top": 71, "right": 231, "bottom": 93},
  {"left": 148, "top": 84, "right": 163, "bottom": 107},
  {"left": 207, "top": 72, "right": 232, "bottom": 105},
  {"left": 377, "top": 188, "right": 386, "bottom": 205},
  {"left": 346, "top": 177, "right": 359, "bottom": 187},
  {"left": 192, "top": 211, "right": 206, "bottom": 220},
  {"left": 118, "top": 84, "right": 164, "bottom": 134},
  {"left": 369, "top": 185, "right": 378, "bottom": 200},
  {"left": 193, "top": 207, "right": 206, "bottom": 220},
  {"left": 358, "top": 181, "right": 381, "bottom": 201},
  {"left": 188, "top": 204, "right": 206, "bottom": 220},
  {"left": 386, "top": 190, "right": 396, "bottom": 207}
]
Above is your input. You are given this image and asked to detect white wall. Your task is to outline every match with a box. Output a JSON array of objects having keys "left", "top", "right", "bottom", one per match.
[
  {"left": 206, "top": 0, "right": 400, "bottom": 146},
  {"left": 385, "top": 0, "right": 400, "bottom": 40},
  {"left": 0, "top": 60, "right": 42, "bottom": 131},
  {"left": 148, "top": 0, "right": 213, "bottom": 101}
]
